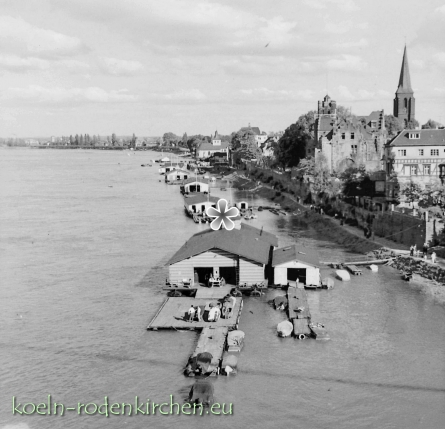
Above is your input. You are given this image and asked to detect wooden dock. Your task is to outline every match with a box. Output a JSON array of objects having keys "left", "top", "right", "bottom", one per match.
[
  {"left": 292, "top": 318, "right": 311, "bottom": 337},
  {"left": 147, "top": 297, "right": 243, "bottom": 330},
  {"left": 187, "top": 326, "right": 228, "bottom": 376},
  {"left": 195, "top": 285, "right": 232, "bottom": 299},
  {"left": 346, "top": 264, "right": 362, "bottom": 275},
  {"left": 287, "top": 287, "right": 311, "bottom": 320}
]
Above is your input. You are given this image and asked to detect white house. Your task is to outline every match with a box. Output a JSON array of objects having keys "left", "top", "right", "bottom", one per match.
[
  {"left": 182, "top": 178, "right": 210, "bottom": 194},
  {"left": 184, "top": 195, "right": 219, "bottom": 215},
  {"left": 385, "top": 129, "right": 445, "bottom": 187},
  {"left": 165, "top": 168, "right": 190, "bottom": 183},
  {"left": 196, "top": 131, "right": 229, "bottom": 159},
  {"left": 158, "top": 162, "right": 186, "bottom": 174},
  {"left": 272, "top": 245, "right": 320, "bottom": 286},
  {"left": 166, "top": 224, "right": 278, "bottom": 286}
]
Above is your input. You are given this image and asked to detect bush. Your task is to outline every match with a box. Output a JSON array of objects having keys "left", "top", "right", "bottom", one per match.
[
  {"left": 275, "top": 191, "right": 281, "bottom": 197},
  {"left": 345, "top": 218, "right": 358, "bottom": 227},
  {"left": 266, "top": 176, "right": 273, "bottom": 183}
]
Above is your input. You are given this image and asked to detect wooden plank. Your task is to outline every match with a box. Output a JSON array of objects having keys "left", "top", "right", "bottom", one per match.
[
  {"left": 192, "top": 326, "right": 228, "bottom": 368},
  {"left": 195, "top": 285, "right": 232, "bottom": 299},
  {"left": 147, "top": 296, "right": 242, "bottom": 330},
  {"left": 292, "top": 318, "right": 311, "bottom": 336},
  {"left": 287, "top": 287, "right": 311, "bottom": 320}
]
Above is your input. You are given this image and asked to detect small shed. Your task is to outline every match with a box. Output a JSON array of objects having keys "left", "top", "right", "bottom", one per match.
[
  {"left": 184, "top": 195, "right": 219, "bottom": 214},
  {"left": 165, "top": 168, "right": 190, "bottom": 183},
  {"left": 183, "top": 178, "right": 210, "bottom": 194},
  {"left": 235, "top": 201, "right": 249, "bottom": 211},
  {"left": 272, "top": 245, "right": 320, "bottom": 286}
]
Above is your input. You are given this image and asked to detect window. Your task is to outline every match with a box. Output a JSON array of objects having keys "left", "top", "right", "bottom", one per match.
[
  {"left": 418, "top": 149, "right": 424, "bottom": 156},
  {"left": 341, "top": 133, "right": 345, "bottom": 140},
  {"left": 371, "top": 121, "right": 377, "bottom": 128},
  {"left": 351, "top": 145, "right": 357, "bottom": 154},
  {"left": 409, "top": 133, "right": 420, "bottom": 139},
  {"left": 410, "top": 165, "right": 418, "bottom": 175},
  {"left": 351, "top": 133, "right": 355, "bottom": 139},
  {"left": 431, "top": 149, "right": 439, "bottom": 156},
  {"left": 423, "top": 165, "right": 431, "bottom": 175},
  {"left": 398, "top": 149, "right": 406, "bottom": 156}
]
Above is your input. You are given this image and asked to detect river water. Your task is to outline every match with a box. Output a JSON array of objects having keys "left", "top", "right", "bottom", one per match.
[{"left": 0, "top": 148, "right": 444, "bottom": 429}]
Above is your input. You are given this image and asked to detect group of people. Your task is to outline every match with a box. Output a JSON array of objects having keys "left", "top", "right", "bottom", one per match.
[
  {"left": 207, "top": 275, "right": 225, "bottom": 287},
  {"left": 409, "top": 243, "right": 437, "bottom": 263},
  {"left": 310, "top": 205, "right": 324, "bottom": 215},
  {"left": 186, "top": 294, "right": 236, "bottom": 323}
]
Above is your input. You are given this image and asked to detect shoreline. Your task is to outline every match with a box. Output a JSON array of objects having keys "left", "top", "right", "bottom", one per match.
[{"left": 235, "top": 177, "right": 445, "bottom": 306}]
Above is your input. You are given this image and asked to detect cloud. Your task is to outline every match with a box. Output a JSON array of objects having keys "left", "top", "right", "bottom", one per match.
[
  {"left": 164, "top": 89, "right": 206, "bottom": 101},
  {"left": 411, "top": 5, "right": 445, "bottom": 49},
  {"left": 238, "top": 87, "right": 313, "bottom": 102},
  {"left": 328, "top": 55, "right": 367, "bottom": 71},
  {"left": 337, "top": 85, "right": 391, "bottom": 101},
  {"left": 303, "top": 0, "right": 359, "bottom": 11},
  {"left": 0, "top": 16, "right": 87, "bottom": 58},
  {"left": 0, "top": 55, "right": 50, "bottom": 72},
  {"left": 2, "top": 85, "right": 136, "bottom": 104},
  {"left": 324, "top": 18, "right": 368, "bottom": 34},
  {"left": 432, "top": 52, "right": 445, "bottom": 70},
  {"left": 334, "top": 38, "right": 369, "bottom": 49},
  {"left": 99, "top": 57, "right": 144, "bottom": 76}
]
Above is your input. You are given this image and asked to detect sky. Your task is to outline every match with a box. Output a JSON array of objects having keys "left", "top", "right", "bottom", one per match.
[{"left": 0, "top": 0, "right": 444, "bottom": 138}]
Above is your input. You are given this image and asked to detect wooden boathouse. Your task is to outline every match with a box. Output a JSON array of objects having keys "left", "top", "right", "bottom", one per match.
[
  {"left": 181, "top": 178, "right": 210, "bottom": 194},
  {"left": 165, "top": 168, "right": 191, "bottom": 183},
  {"left": 184, "top": 195, "right": 219, "bottom": 215},
  {"left": 272, "top": 245, "right": 320, "bottom": 287},
  {"left": 166, "top": 224, "right": 278, "bottom": 286}
]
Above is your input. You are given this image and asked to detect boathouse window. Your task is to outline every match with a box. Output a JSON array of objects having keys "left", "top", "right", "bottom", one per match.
[
  {"left": 398, "top": 149, "right": 406, "bottom": 156},
  {"left": 431, "top": 149, "right": 439, "bottom": 156},
  {"left": 410, "top": 133, "right": 420, "bottom": 139},
  {"left": 418, "top": 149, "right": 424, "bottom": 156},
  {"left": 423, "top": 165, "right": 431, "bottom": 175}
]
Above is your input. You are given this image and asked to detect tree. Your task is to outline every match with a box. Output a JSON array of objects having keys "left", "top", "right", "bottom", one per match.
[
  {"left": 163, "top": 132, "right": 179, "bottom": 146},
  {"left": 182, "top": 132, "right": 188, "bottom": 147},
  {"left": 336, "top": 106, "right": 357, "bottom": 123},
  {"left": 296, "top": 110, "right": 317, "bottom": 136},
  {"left": 111, "top": 133, "right": 117, "bottom": 146},
  {"left": 131, "top": 133, "right": 137, "bottom": 148},
  {"left": 79, "top": 134, "right": 84, "bottom": 146},
  {"left": 422, "top": 119, "right": 443, "bottom": 129},
  {"left": 74, "top": 134, "right": 79, "bottom": 146},
  {"left": 401, "top": 182, "right": 423, "bottom": 204},
  {"left": 385, "top": 114, "right": 403, "bottom": 137},
  {"left": 407, "top": 119, "right": 420, "bottom": 130},
  {"left": 231, "top": 129, "right": 262, "bottom": 160},
  {"left": 69, "top": 135, "right": 74, "bottom": 145},
  {"left": 275, "top": 123, "right": 308, "bottom": 170},
  {"left": 340, "top": 165, "right": 374, "bottom": 197}
]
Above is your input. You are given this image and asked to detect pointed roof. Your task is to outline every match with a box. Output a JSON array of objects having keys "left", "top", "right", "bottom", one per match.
[{"left": 396, "top": 46, "right": 413, "bottom": 94}]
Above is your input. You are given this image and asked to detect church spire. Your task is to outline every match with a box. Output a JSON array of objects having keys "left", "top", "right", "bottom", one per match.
[{"left": 396, "top": 45, "right": 412, "bottom": 93}]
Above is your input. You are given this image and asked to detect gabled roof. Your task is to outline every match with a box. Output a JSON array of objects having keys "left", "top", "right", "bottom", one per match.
[
  {"left": 166, "top": 168, "right": 189, "bottom": 176},
  {"left": 240, "top": 223, "right": 279, "bottom": 247},
  {"left": 396, "top": 45, "right": 413, "bottom": 93},
  {"left": 387, "top": 129, "right": 445, "bottom": 147},
  {"left": 184, "top": 195, "right": 219, "bottom": 206},
  {"left": 272, "top": 245, "right": 319, "bottom": 267},
  {"left": 166, "top": 224, "right": 277, "bottom": 265},
  {"left": 183, "top": 177, "right": 209, "bottom": 185},
  {"left": 240, "top": 126, "right": 261, "bottom": 135},
  {"left": 198, "top": 141, "right": 229, "bottom": 151}
]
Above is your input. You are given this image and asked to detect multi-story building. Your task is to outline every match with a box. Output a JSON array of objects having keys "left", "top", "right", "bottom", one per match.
[
  {"left": 196, "top": 131, "right": 229, "bottom": 159},
  {"left": 239, "top": 124, "right": 268, "bottom": 147},
  {"left": 384, "top": 129, "right": 445, "bottom": 186},
  {"left": 313, "top": 94, "right": 386, "bottom": 172}
]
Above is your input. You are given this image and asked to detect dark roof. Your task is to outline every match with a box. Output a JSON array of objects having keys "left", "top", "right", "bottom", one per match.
[
  {"left": 183, "top": 178, "right": 209, "bottom": 185},
  {"left": 272, "top": 245, "right": 319, "bottom": 267},
  {"left": 396, "top": 45, "right": 413, "bottom": 93},
  {"left": 239, "top": 223, "right": 278, "bottom": 247},
  {"left": 387, "top": 129, "right": 445, "bottom": 147},
  {"left": 240, "top": 126, "right": 261, "bottom": 135},
  {"left": 184, "top": 195, "right": 219, "bottom": 206},
  {"left": 166, "top": 225, "right": 277, "bottom": 265},
  {"left": 198, "top": 142, "right": 229, "bottom": 151}
]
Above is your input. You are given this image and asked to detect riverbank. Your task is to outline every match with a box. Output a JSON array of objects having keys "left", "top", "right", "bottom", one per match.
[{"left": 233, "top": 176, "right": 445, "bottom": 305}]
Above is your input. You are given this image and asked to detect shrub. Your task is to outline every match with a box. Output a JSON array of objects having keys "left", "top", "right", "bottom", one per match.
[
  {"left": 345, "top": 218, "right": 358, "bottom": 227},
  {"left": 276, "top": 191, "right": 281, "bottom": 197},
  {"left": 266, "top": 176, "right": 273, "bottom": 183}
]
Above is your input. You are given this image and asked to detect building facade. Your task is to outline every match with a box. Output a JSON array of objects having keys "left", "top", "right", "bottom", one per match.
[
  {"left": 196, "top": 131, "right": 229, "bottom": 159},
  {"left": 384, "top": 129, "right": 445, "bottom": 187}
]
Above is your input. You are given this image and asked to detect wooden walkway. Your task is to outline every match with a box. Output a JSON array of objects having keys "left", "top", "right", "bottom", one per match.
[
  {"left": 147, "top": 297, "right": 243, "bottom": 330},
  {"left": 287, "top": 287, "right": 311, "bottom": 320},
  {"left": 195, "top": 285, "right": 233, "bottom": 299},
  {"left": 189, "top": 326, "right": 228, "bottom": 375},
  {"left": 292, "top": 318, "right": 312, "bottom": 336}
]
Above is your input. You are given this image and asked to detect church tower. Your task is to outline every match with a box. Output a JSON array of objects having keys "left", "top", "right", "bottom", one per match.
[{"left": 393, "top": 46, "right": 415, "bottom": 127}]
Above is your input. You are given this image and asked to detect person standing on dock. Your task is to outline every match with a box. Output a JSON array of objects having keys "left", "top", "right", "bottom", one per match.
[
  {"left": 431, "top": 252, "right": 437, "bottom": 264},
  {"left": 195, "top": 306, "right": 202, "bottom": 321},
  {"left": 422, "top": 242, "right": 428, "bottom": 258},
  {"left": 410, "top": 245, "right": 414, "bottom": 256},
  {"left": 187, "top": 305, "right": 196, "bottom": 322}
]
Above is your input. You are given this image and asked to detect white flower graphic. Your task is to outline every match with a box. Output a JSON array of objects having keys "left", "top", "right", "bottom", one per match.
[{"left": 206, "top": 199, "right": 239, "bottom": 231}]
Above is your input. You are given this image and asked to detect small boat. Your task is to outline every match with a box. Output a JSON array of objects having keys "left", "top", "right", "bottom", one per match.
[
  {"left": 226, "top": 330, "right": 245, "bottom": 353},
  {"left": 221, "top": 354, "right": 238, "bottom": 376},
  {"left": 309, "top": 323, "right": 330, "bottom": 341},
  {"left": 277, "top": 320, "right": 293, "bottom": 337},
  {"left": 258, "top": 206, "right": 263, "bottom": 211},
  {"left": 336, "top": 270, "right": 351, "bottom": 281},
  {"left": 279, "top": 210, "right": 287, "bottom": 216},
  {"left": 321, "top": 277, "right": 334, "bottom": 289},
  {"left": 269, "top": 209, "right": 279, "bottom": 215},
  {"left": 369, "top": 264, "right": 378, "bottom": 272}
]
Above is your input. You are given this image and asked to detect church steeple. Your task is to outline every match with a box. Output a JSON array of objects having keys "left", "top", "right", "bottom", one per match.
[
  {"left": 397, "top": 45, "right": 412, "bottom": 93},
  {"left": 393, "top": 45, "right": 415, "bottom": 127}
]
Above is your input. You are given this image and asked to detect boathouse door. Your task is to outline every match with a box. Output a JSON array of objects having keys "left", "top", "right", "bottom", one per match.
[
  {"left": 287, "top": 268, "right": 306, "bottom": 285},
  {"left": 194, "top": 267, "right": 214, "bottom": 285},
  {"left": 219, "top": 267, "right": 237, "bottom": 285}
]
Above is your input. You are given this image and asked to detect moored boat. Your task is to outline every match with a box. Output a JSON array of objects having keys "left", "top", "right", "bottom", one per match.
[
  {"left": 277, "top": 320, "right": 293, "bottom": 337},
  {"left": 309, "top": 323, "right": 330, "bottom": 340},
  {"left": 336, "top": 269, "right": 351, "bottom": 281}
]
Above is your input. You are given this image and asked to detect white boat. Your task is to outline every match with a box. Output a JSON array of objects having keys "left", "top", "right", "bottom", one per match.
[
  {"left": 336, "top": 270, "right": 350, "bottom": 281},
  {"left": 277, "top": 320, "right": 293, "bottom": 337},
  {"left": 369, "top": 264, "right": 378, "bottom": 272}
]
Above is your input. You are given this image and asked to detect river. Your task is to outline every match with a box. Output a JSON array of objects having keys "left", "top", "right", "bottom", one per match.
[{"left": 0, "top": 148, "right": 444, "bottom": 429}]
